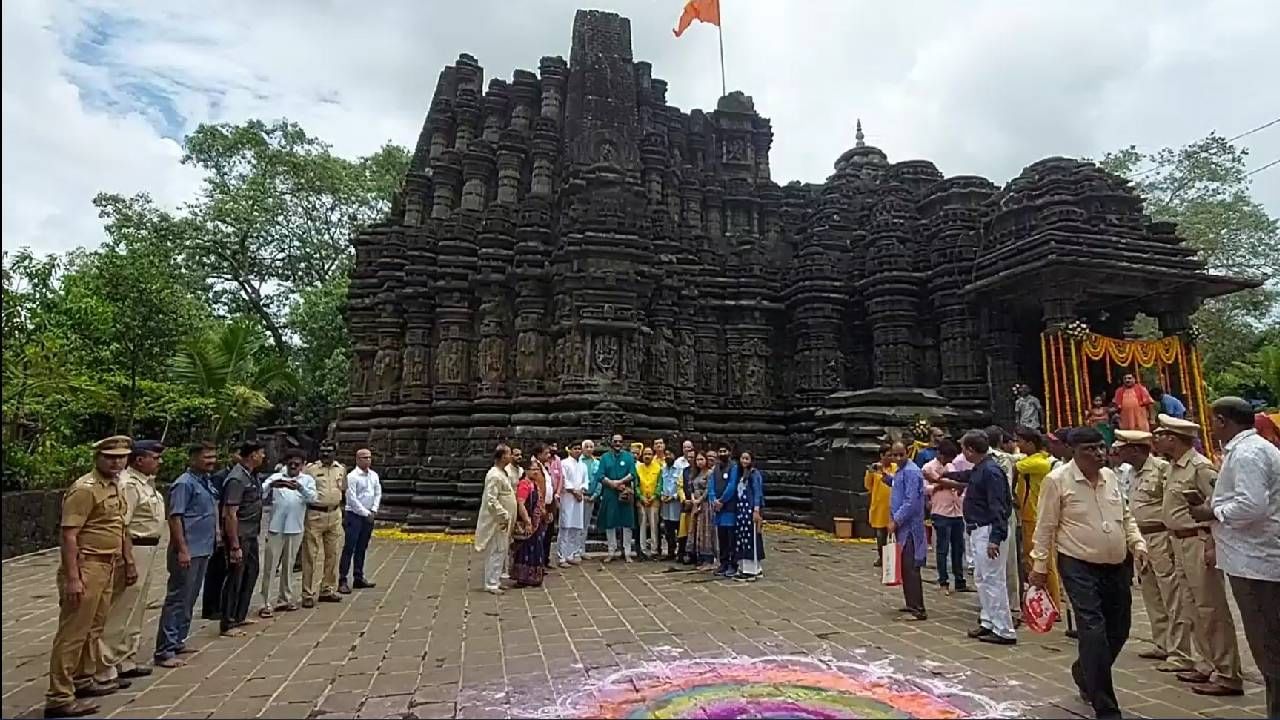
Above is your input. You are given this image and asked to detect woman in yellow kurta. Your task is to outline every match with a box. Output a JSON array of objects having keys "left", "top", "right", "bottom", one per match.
[
  {"left": 1014, "top": 427, "right": 1060, "bottom": 607},
  {"left": 864, "top": 442, "right": 895, "bottom": 567},
  {"left": 635, "top": 447, "right": 663, "bottom": 559}
]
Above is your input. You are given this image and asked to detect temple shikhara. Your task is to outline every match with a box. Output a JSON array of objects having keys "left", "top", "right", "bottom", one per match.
[{"left": 335, "top": 10, "right": 1257, "bottom": 533}]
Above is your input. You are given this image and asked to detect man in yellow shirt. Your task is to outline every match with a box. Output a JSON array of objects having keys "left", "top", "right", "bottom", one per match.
[{"left": 1013, "top": 427, "right": 1056, "bottom": 606}]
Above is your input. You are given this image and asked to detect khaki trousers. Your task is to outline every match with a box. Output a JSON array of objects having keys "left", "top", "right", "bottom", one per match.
[
  {"left": 1173, "top": 533, "right": 1243, "bottom": 688},
  {"left": 302, "top": 509, "right": 343, "bottom": 600},
  {"left": 46, "top": 558, "right": 115, "bottom": 708},
  {"left": 261, "top": 532, "right": 302, "bottom": 608},
  {"left": 1138, "top": 531, "right": 1194, "bottom": 667},
  {"left": 93, "top": 544, "right": 159, "bottom": 681}
]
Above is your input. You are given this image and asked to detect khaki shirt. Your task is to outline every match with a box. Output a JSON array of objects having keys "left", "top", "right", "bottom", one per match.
[
  {"left": 1128, "top": 455, "right": 1170, "bottom": 528},
  {"left": 61, "top": 470, "right": 126, "bottom": 558},
  {"left": 1162, "top": 448, "right": 1217, "bottom": 532},
  {"left": 120, "top": 466, "right": 166, "bottom": 540},
  {"left": 1030, "top": 460, "right": 1146, "bottom": 574},
  {"left": 305, "top": 461, "right": 347, "bottom": 508}
]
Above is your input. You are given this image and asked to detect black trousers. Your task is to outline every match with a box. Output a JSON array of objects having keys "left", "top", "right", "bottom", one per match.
[
  {"left": 900, "top": 535, "right": 926, "bottom": 617},
  {"left": 717, "top": 525, "right": 734, "bottom": 568},
  {"left": 660, "top": 519, "right": 679, "bottom": 558},
  {"left": 874, "top": 528, "right": 888, "bottom": 564},
  {"left": 340, "top": 511, "right": 375, "bottom": 583},
  {"left": 1228, "top": 575, "right": 1279, "bottom": 719},
  {"left": 220, "top": 536, "right": 260, "bottom": 633},
  {"left": 201, "top": 546, "right": 227, "bottom": 619},
  {"left": 543, "top": 506, "right": 557, "bottom": 566},
  {"left": 1059, "top": 552, "right": 1132, "bottom": 720}
]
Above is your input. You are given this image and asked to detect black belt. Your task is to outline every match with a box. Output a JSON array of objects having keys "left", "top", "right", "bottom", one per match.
[
  {"left": 130, "top": 536, "right": 161, "bottom": 546},
  {"left": 1137, "top": 523, "right": 1166, "bottom": 535},
  {"left": 307, "top": 503, "right": 339, "bottom": 512}
]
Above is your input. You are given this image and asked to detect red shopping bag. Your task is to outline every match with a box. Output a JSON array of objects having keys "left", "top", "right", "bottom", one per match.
[
  {"left": 1022, "top": 584, "right": 1060, "bottom": 634},
  {"left": 881, "top": 538, "right": 902, "bottom": 586}
]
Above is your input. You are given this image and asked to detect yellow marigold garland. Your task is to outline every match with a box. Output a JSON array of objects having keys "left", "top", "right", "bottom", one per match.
[{"left": 1041, "top": 332, "right": 1053, "bottom": 430}]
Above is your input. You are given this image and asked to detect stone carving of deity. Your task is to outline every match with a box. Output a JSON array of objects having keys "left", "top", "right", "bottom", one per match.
[
  {"left": 436, "top": 342, "right": 464, "bottom": 385},
  {"left": 598, "top": 140, "right": 617, "bottom": 165},
  {"left": 517, "top": 332, "right": 543, "bottom": 380},
  {"left": 726, "top": 137, "right": 748, "bottom": 163},
  {"left": 594, "top": 334, "right": 619, "bottom": 375},
  {"left": 653, "top": 327, "right": 673, "bottom": 385},
  {"left": 563, "top": 330, "right": 586, "bottom": 377},
  {"left": 479, "top": 336, "right": 505, "bottom": 384},
  {"left": 351, "top": 352, "right": 373, "bottom": 396},
  {"left": 374, "top": 347, "right": 402, "bottom": 400},
  {"left": 402, "top": 344, "right": 428, "bottom": 387},
  {"left": 676, "top": 340, "right": 695, "bottom": 388}
]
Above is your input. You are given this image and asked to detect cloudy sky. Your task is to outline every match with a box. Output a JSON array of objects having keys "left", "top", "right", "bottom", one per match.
[{"left": 3, "top": 0, "right": 1278, "bottom": 258}]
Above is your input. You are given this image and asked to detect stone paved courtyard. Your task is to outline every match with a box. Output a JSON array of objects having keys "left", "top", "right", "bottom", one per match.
[{"left": 2, "top": 528, "right": 1267, "bottom": 719}]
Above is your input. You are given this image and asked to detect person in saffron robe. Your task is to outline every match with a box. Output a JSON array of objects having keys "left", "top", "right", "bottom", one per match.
[
  {"left": 887, "top": 441, "right": 927, "bottom": 621},
  {"left": 510, "top": 462, "right": 545, "bottom": 588},
  {"left": 1113, "top": 373, "right": 1155, "bottom": 432},
  {"left": 1255, "top": 412, "right": 1280, "bottom": 448},
  {"left": 734, "top": 451, "right": 766, "bottom": 580},
  {"left": 865, "top": 441, "right": 896, "bottom": 567}
]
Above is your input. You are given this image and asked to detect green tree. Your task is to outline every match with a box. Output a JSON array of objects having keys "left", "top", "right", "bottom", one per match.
[
  {"left": 171, "top": 119, "right": 408, "bottom": 351},
  {"left": 287, "top": 275, "right": 352, "bottom": 428},
  {"left": 1099, "top": 133, "right": 1280, "bottom": 386},
  {"left": 170, "top": 320, "right": 301, "bottom": 442}
]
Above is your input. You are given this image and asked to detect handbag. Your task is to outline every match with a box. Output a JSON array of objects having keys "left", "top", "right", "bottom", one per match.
[
  {"left": 511, "top": 519, "right": 532, "bottom": 542},
  {"left": 881, "top": 538, "right": 903, "bottom": 586},
  {"left": 1022, "top": 584, "right": 1060, "bottom": 633}
]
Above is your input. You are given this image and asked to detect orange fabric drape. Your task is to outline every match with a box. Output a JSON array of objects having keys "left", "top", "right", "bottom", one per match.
[
  {"left": 674, "top": 0, "right": 720, "bottom": 36},
  {"left": 1040, "top": 332, "right": 1052, "bottom": 430}
]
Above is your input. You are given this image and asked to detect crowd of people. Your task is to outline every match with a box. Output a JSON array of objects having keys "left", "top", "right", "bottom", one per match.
[
  {"left": 868, "top": 394, "right": 1279, "bottom": 720},
  {"left": 35, "top": 388, "right": 1278, "bottom": 720},
  {"left": 474, "top": 435, "right": 768, "bottom": 594},
  {"left": 41, "top": 438, "right": 382, "bottom": 719}
]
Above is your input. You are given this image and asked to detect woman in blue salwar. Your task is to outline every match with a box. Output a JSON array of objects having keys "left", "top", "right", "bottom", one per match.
[{"left": 734, "top": 451, "right": 766, "bottom": 580}]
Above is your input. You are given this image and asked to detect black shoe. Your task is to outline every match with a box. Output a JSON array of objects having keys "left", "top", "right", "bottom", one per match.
[
  {"left": 967, "top": 626, "right": 994, "bottom": 639},
  {"left": 318, "top": 594, "right": 342, "bottom": 603},
  {"left": 955, "top": 584, "right": 976, "bottom": 593},
  {"left": 338, "top": 583, "right": 352, "bottom": 595},
  {"left": 118, "top": 666, "right": 152, "bottom": 679},
  {"left": 978, "top": 633, "right": 1017, "bottom": 646},
  {"left": 353, "top": 579, "right": 376, "bottom": 589},
  {"left": 301, "top": 598, "right": 315, "bottom": 609}
]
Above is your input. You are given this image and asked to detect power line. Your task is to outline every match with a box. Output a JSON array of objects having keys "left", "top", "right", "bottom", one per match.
[
  {"left": 1128, "top": 115, "right": 1280, "bottom": 179},
  {"left": 1244, "top": 157, "right": 1279, "bottom": 178}
]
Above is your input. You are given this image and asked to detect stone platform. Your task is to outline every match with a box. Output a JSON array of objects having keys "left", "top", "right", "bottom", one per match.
[{"left": 1, "top": 529, "right": 1266, "bottom": 718}]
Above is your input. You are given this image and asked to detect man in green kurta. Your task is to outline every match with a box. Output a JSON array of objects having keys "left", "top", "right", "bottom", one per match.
[{"left": 594, "top": 433, "right": 637, "bottom": 563}]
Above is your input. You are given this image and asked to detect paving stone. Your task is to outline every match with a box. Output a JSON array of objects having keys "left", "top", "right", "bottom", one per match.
[{"left": 3, "top": 533, "right": 1267, "bottom": 719}]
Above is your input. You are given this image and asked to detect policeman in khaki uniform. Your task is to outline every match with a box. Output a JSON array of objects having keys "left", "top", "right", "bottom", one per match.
[
  {"left": 1115, "top": 429, "right": 1195, "bottom": 672},
  {"left": 1155, "top": 414, "right": 1244, "bottom": 697},
  {"left": 301, "top": 442, "right": 346, "bottom": 607},
  {"left": 93, "top": 440, "right": 166, "bottom": 686},
  {"left": 45, "top": 436, "right": 137, "bottom": 719}
]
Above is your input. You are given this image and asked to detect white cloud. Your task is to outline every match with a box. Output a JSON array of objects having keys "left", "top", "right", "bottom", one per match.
[{"left": 3, "top": 0, "right": 1278, "bottom": 259}]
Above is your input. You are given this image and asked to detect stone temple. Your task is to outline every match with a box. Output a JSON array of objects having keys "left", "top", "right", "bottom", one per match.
[{"left": 335, "top": 9, "right": 1255, "bottom": 533}]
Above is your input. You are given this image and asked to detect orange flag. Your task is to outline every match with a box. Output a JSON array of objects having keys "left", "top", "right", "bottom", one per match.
[{"left": 673, "top": 0, "right": 720, "bottom": 37}]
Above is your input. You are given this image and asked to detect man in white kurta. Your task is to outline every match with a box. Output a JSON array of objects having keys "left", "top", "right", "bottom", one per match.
[
  {"left": 558, "top": 441, "right": 589, "bottom": 565},
  {"left": 476, "top": 445, "right": 517, "bottom": 594}
]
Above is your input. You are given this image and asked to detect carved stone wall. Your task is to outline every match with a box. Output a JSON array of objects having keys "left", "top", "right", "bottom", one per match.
[{"left": 336, "top": 10, "right": 1248, "bottom": 532}]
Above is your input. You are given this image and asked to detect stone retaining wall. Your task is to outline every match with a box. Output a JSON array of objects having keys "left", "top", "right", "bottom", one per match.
[{"left": 2, "top": 490, "right": 64, "bottom": 559}]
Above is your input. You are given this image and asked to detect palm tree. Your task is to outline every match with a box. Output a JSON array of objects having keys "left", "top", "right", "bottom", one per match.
[{"left": 170, "top": 320, "right": 299, "bottom": 442}]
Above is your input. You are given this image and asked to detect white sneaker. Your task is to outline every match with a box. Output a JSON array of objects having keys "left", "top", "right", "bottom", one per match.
[
  {"left": 485, "top": 586, "right": 504, "bottom": 595},
  {"left": 558, "top": 560, "right": 570, "bottom": 568}
]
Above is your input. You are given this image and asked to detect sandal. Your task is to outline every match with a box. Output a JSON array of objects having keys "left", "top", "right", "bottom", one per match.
[
  {"left": 258, "top": 608, "right": 274, "bottom": 619},
  {"left": 220, "top": 629, "right": 247, "bottom": 638},
  {"left": 156, "top": 657, "right": 186, "bottom": 668},
  {"left": 283, "top": 603, "right": 299, "bottom": 612}
]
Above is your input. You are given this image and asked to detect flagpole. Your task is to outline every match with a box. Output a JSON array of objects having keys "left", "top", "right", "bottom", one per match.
[{"left": 717, "top": 4, "right": 726, "bottom": 97}]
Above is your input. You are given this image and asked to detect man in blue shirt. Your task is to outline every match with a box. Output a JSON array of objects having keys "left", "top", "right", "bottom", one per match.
[
  {"left": 154, "top": 444, "right": 219, "bottom": 668},
  {"left": 1150, "top": 386, "right": 1187, "bottom": 419},
  {"left": 941, "top": 430, "right": 1016, "bottom": 645}
]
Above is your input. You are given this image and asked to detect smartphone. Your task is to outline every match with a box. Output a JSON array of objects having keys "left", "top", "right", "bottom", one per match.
[{"left": 1181, "top": 489, "right": 1205, "bottom": 506}]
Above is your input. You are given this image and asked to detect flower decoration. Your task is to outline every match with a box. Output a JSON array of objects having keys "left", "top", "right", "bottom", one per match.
[
  {"left": 1183, "top": 326, "right": 1205, "bottom": 344},
  {"left": 1063, "top": 319, "right": 1090, "bottom": 341},
  {"left": 910, "top": 417, "right": 931, "bottom": 440}
]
